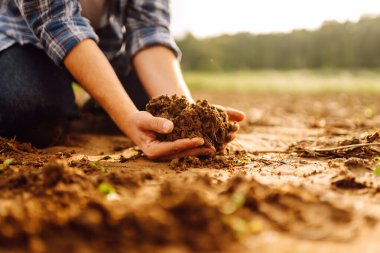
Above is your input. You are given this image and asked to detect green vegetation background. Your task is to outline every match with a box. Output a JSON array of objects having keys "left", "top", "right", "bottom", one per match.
[
  {"left": 177, "top": 16, "right": 380, "bottom": 93},
  {"left": 183, "top": 70, "right": 380, "bottom": 93},
  {"left": 177, "top": 15, "right": 380, "bottom": 71}
]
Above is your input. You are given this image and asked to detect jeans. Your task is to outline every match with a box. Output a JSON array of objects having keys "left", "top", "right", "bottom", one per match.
[{"left": 0, "top": 43, "right": 149, "bottom": 147}]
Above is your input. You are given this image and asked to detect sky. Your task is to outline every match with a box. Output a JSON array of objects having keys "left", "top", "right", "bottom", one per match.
[{"left": 171, "top": 0, "right": 380, "bottom": 38}]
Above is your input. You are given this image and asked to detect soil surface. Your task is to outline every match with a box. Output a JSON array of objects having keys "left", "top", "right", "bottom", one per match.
[
  {"left": 1, "top": 92, "right": 380, "bottom": 253},
  {"left": 146, "top": 95, "right": 232, "bottom": 149}
]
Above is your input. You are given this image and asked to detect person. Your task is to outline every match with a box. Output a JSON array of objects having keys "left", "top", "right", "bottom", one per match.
[{"left": 0, "top": 0, "right": 245, "bottom": 161}]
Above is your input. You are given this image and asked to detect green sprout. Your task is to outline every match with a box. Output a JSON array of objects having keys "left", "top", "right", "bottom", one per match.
[
  {"left": 221, "top": 192, "right": 246, "bottom": 215},
  {"left": 98, "top": 182, "right": 116, "bottom": 195},
  {"left": 374, "top": 157, "right": 380, "bottom": 176},
  {"left": 364, "top": 107, "right": 375, "bottom": 119},
  {"left": 71, "top": 82, "right": 80, "bottom": 88},
  {"left": 90, "top": 159, "right": 111, "bottom": 173},
  {"left": 0, "top": 158, "right": 14, "bottom": 171},
  {"left": 227, "top": 216, "right": 249, "bottom": 239},
  {"left": 223, "top": 216, "right": 264, "bottom": 240},
  {"left": 375, "top": 165, "right": 380, "bottom": 177}
]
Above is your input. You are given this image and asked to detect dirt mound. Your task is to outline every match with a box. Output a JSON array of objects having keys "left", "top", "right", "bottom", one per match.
[
  {"left": 0, "top": 137, "right": 35, "bottom": 154},
  {"left": 0, "top": 159, "right": 238, "bottom": 253},
  {"left": 146, "top": 95, "right": 233, "bottom": 149}
]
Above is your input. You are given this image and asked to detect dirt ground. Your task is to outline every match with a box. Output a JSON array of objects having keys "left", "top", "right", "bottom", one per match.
[{"left": 1, "top": 91, "right": 380, "bottom": 253}]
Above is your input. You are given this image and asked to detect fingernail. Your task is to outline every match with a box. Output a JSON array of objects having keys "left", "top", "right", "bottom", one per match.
[
  {"left": 207, "top": 149, "right": 215, "bottom": 155},
  {"left": 163, "top": 121, "right": 172, "bottom": 133}
]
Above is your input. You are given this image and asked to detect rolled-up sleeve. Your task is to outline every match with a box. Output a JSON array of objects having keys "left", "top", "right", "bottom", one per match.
[
  {"left": 15, "top": 0, "right": 99, "bottom": 65},
  {"left": 125, "top": 0, "right": 181, "bottom": 61}
]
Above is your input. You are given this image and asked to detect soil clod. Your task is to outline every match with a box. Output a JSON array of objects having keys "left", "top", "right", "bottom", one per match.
[
  {"left": 42, "top": 159, "right": 66, "bottom": 187},
  {"left": 146, "top": 95, "right": 233, "bottom": 150}
]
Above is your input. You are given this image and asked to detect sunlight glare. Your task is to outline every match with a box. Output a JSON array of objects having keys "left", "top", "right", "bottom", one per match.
[{"left": 171, "top": 0, "right": 380, "bottom": 38}]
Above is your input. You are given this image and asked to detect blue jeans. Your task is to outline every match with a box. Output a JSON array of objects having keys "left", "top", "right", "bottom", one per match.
[{"left": 0, "top": 44, "right": 149, "bottom": 147}]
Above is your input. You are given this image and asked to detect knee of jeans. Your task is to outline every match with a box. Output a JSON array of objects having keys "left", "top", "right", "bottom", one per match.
[
  {"left": 13, "top": 78, "right": 77, "bottom": 110},
  {"left": 0, "top": 101, "right": 70, "bottom": 144},
  {"left": 0, "top": 89, "right": 77, "bottom": 131},
  {"left": 0, "top": 105, "right": 68, "bottom": 147}
]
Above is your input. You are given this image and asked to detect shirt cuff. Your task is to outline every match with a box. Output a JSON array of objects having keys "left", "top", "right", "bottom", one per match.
[
  {"left": 126, "top": 26, "right": 182, "bottom": 62},
  {"left": 40, "top": 17, "right": 99, "bottom": 65}
]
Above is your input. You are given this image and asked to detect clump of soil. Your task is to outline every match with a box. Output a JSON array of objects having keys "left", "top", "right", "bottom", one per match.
[
  {"left": 146, "top": 95, "right": 233, "bottom": 149},
  {"left": 332, "top": 176, "right": 368, "bottom": 190},
  {"left": 331, "top": 170, "right": 378, "bottom": 191},
  {"left": 0, "top": 158, "right": 239, "bottom": 253},
  {"left": 0, "top": 136, "right": 35, "bottom": 154}
]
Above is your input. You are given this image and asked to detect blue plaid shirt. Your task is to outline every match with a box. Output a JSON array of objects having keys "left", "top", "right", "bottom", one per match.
[{"left": 0, "top": 0, "right": 180, "bottom": 66}]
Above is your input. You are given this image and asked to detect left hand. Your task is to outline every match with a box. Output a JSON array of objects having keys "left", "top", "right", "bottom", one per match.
[{"left": 213, "top": 105, "right": 246, "bottom": 151}]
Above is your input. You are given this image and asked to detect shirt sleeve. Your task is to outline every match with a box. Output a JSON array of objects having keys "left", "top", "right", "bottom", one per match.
[
  {"left": 125, "top": 0, "right": 181, "bottom": 61},
  {"left": 15, "top": 0, "right": 99, "bottom": 65}
]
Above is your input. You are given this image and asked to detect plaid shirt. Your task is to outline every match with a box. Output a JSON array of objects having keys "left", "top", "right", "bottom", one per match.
[{"left": 0, "top": 0, "right": 180, "bottom": 66}]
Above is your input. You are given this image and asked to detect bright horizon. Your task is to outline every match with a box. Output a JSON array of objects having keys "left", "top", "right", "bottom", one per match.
[{"left": 171, "top": 0, "right": 380, "bottom": 38}]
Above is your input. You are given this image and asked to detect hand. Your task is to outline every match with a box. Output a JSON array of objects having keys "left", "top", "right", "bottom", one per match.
[
  {"left": 125, "top": 111, "right": 215, "bottom": 161},
  {"left": 213, "top": 105, "right": 246, "bottom": 151}
]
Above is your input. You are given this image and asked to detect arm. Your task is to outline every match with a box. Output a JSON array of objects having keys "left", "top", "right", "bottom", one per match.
[
  {"left": 133, "top": 46, "right": 194, "bottom": 102},
  {"left": 124, "top": 0, "right": 191, "bottom": 100},
  {"left": 63, "top": 39, "right": 137, "bottom": 132}
]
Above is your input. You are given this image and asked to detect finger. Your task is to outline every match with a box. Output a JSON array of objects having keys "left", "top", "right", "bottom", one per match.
[
  {"left": 213, "top": 105, "right": 246, "bottom": 122},
  {"left": 138, "top": 113, "right": 174, "bottom": 134},
  {"left": 229, "top": 122, "right": 240, "bottom": 132},
  {"left": 226, "top": 108, "right": 246, "bottom": 122},
  {"left": 227, "top": 133, "right": 236, "bottom": 143},
  {"left": 218, "top": 145, "right": 227, "bottom": 151},
  {"left": 156, "top": 148, "right": 216, "bottom": 162},
  {"left": 144, "top": 137, "right": 204, "bottom": 160},
  {"left": 216, "top": 133, "right": 236, "bottom": 151}
]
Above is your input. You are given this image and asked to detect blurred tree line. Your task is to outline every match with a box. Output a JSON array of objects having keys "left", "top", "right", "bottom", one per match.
[{"left": 177, "top": 15, "right": 380, "bottom": 71}]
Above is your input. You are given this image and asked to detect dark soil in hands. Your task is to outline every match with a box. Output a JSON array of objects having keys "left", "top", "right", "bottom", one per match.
[{"left": 146, "top": 95, "right": 233, "bottom": 150}]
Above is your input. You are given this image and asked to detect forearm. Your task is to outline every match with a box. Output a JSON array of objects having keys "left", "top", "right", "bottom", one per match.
[
  {"left": 133, "top": 46, "right": 194, "bottom": 102},
  {"left": 63, "top": 39, "right": 138, "bottom": 134}
]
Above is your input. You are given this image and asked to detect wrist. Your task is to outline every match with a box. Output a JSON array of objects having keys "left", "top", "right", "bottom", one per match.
[{"left": 102, "top": 97, "right": 139, "bottom": 137}]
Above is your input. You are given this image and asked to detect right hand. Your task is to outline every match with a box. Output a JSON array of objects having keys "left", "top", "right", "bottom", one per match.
[
  {"left": 124, "top": 111, "right": 215, "bottom": 161},
  {"left": 213, "top": 105, "right": 246, "bottom": 151}
]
